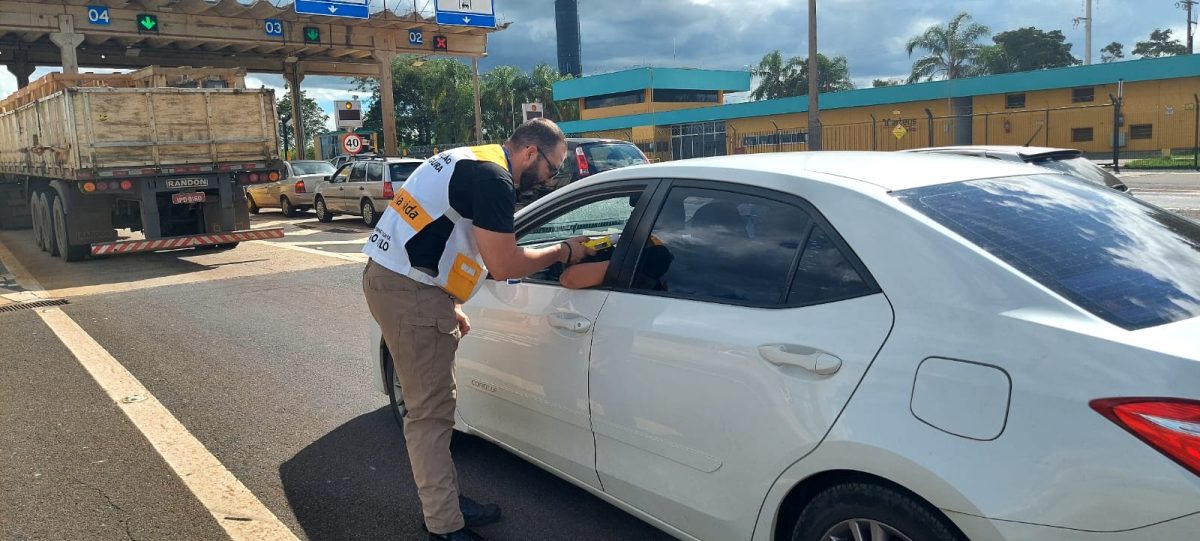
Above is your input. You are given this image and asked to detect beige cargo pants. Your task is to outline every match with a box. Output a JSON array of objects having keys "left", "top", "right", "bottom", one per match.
[{"left": 363, "top": 260, "right": 465, "bottom": 534}]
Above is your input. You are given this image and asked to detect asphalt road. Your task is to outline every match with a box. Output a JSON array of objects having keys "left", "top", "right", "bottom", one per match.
[{"left": 0, "top": 213, "right": 669, "bottom": 541}]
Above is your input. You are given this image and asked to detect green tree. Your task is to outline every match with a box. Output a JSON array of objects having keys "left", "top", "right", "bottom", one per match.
[
  {"left": 872, "top": 79, "right": 901, "bottom": 88},
  {"left": 1101, "top": 42, "right": 1125, "bottom": 63},
  {"left": 905, "top": 12, "right": 991, "bottom": 83},
  {"left": 751, "top": 50, "right": 802, "bottom": 100},
  {"left": 1133, "top": 28, "right": 1188, "bottom": 58},
  {"left": 798, "top": 54, "right": 855, "bottom": 93},
  {"left": 526, "top": 63, "right": 578, "bottom": 123},
  {"left": 356, "top": 56, "right": 474, "bottom": 147},
  {"left": 277, "top": 89, "right": 329, "bottom": 157},
  {"left": 978, "top": 27, "right": 1078, "bottom": 74},
  {"left": 481, "top": 65, "right": 529, "bottom": 136}
]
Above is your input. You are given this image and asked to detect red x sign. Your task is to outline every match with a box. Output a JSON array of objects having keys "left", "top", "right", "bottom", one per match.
[{"left": 433, "top": 35, "right": 448, "bottom": 50}]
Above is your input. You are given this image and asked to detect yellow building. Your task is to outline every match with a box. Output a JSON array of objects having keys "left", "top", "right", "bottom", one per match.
[{"left": 554, "top": 56, "right": 1200, "bottom": 160}]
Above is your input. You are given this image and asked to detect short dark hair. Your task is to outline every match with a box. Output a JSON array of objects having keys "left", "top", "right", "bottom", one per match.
[{"left": 507, "top": 118, "right": 565, "bottom": 152}]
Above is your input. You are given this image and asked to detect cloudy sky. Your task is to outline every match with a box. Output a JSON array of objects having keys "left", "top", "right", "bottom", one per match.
[{"left": 1, "top": 0, "right": 1191, "bottom": 129}]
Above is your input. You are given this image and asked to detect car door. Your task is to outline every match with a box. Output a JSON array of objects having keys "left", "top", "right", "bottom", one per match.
[
  {"left": 361, "top": 162, "right": 386, "bottom": 211},
  {"left": 455, "top": 180, "right": 658, "bottom": 490},
  {"left": 589, "top": 180, "right": 894, "bottom": 541},
  {"left": 321, "top": 164, "right": 352, "bottom": 211},
  {"left": 267, "top": 163, "right": 290, "bottom": 201},
  {"left": 339, "top": 162, "right": 367, "bottom": 213}
]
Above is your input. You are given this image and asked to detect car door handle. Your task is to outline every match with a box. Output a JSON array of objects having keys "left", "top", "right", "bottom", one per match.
[
  {"left": 758, "top": 344, "right": 842, "bottom": 375},
  {"left": 548, "top": 312, "right": 592, "bottom": 333}
]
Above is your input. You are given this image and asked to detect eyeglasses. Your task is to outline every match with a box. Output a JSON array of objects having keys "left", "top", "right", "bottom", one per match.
[{"left": 537, "top": 147, "right": 563, "bottom": 177}]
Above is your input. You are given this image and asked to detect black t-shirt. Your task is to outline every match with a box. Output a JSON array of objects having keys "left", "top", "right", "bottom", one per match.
[{"left": 405, "top": 159, "right": 515, "bottom": 272}]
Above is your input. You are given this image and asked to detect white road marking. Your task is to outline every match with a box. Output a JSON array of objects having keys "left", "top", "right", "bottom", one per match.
[
  {"left": 276, "top": 239, "right": 371, "bottom": 246},
  {"left": 247, "top": 240, "right": 368, "bottom": 262},
  {"left": 0, "top": 240, "right": 300, "bottom": 541}
]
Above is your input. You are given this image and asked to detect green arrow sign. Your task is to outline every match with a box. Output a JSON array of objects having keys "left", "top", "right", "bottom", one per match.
[
  {"left": 137, "top": 14, "right": 158, "bottom": 32},
  {"left": 303, "top": 27, "right": 320, "bottom": 43}
]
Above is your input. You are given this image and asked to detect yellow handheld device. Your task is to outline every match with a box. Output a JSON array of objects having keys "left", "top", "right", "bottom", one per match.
[{"left": 583, "top": 235, "right": 613, "bottom": 251}]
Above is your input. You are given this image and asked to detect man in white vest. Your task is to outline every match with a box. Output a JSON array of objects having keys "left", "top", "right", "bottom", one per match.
[{"left": 362, "top": 119, "right": 590, "bottom": 541}]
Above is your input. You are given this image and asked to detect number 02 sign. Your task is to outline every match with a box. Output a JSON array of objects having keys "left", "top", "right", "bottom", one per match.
[{"left": 341, "top": 134, "right": 364, "bottom": 154}]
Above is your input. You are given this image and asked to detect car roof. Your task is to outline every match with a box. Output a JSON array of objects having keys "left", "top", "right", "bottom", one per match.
[
  {"left": 908, "top": 145, "right": 1082, "bottom": 160},
  {"left": 567, "top": 137, "right": 633, "bottom": 145},
  {"left": 384, "top": 157, "right": 423, "bottom": 163},
  {"left": 593, "top": 151, "right": 1040, "bottom": 192}
]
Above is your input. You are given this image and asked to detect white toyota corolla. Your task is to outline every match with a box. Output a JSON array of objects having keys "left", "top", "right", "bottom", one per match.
[{"left": 370, "top": 152, "right": 1200, "bottom": 541}]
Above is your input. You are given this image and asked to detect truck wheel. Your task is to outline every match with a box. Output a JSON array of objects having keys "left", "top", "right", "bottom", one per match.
[
  {"left": 31, "top": 193, "right": 45, "bottom": 251},
  {"left": 40, "top": 193, "right": 59, "bottom": 257},
  {"left": 280, "top": 196, "right": 297, "bottom": 218},
  {"left": 361, "top": 200, "right": 378, "bottom": 227},
  {"left": 52, "top": 196, "right": 89, "bottom": 262},
  {"left": 247, "top": 194, "right": 260, "bottom": 214},
  {"left": 315, "top": 196, "right": 333, "bottom": 223}
]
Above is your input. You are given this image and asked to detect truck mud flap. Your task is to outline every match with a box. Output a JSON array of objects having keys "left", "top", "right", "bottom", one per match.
[{"left": 90, "top": 228, "right": 284, "bottom": 256}]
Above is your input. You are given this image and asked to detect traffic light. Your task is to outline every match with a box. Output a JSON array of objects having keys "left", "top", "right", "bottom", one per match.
[
  {"left": 136, "top": 14, "right": 158, "bottom": 33},
  {"left": 303, "top": 27, "right": 320, "bottom": 43}
]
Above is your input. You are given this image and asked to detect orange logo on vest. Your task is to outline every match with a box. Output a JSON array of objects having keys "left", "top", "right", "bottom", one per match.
[{"left": 389, "top": 189, "right": 433, "bottom": 231}]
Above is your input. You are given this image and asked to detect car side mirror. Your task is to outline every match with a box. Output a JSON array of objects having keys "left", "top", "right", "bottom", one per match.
[{"left": 323, "top": 176, "right": 331, "bottom": 182}]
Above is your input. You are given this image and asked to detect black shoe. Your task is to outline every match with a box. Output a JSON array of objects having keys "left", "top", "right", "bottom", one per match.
[
  {"left": 459, "top": 495, "right": 502, "bottom": 528},
  {"left": 428, "top": 527, "right": 484, "bottom": 541}
]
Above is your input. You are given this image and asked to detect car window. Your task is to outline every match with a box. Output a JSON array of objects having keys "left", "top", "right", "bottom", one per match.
[
  {"left": 787, "top": 226, "right": 874, "bottom": 305},
  {"left": 630, "top": 186, "right": 810, "bottom": 305},
  {"left": 331, "top": 165, "right": 351, "bottom": 183},
  {"left": 291, "top": 161, "right": 336, "bottom": 176},
  {"left": 584, "top": 144, "right": 648, "bottom": 173},
  {"left": 366, "top": 163, "right": 383, "bottom": 182},
  {"left": 517, "top": 190, "right": 643, "bottom": 282},
  {"left": 349, "top": 163, "right": 367, "bottom": 182},
  {"left": 896, "top": 174, "right": 1200, "bottom": 330},
  {"left": 1029, "top": 156, "right": 1120, "bottom": 188},
  {"left": 389, "top": 162, "right": 420, "bottom": 181}
]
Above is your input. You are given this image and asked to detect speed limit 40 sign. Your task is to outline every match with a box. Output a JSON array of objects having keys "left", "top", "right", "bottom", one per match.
[{"left": 341, "top": 133, "right": 364, "bottom": 155}]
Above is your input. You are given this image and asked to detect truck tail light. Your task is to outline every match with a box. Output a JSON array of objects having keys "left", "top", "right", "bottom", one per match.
[
  {"left": 120, "top": 180, "right": 133, "bottom": 191},
  {"left": 295, "top": 180, "right": 306, "bottom": 194},
  {"left": 268, "top": 171, "right": 281, "bottom": 181},
  {"left": 96, "top": 181, "right": 109, "bottom": 191},
  {"left": 1091, "top": 398, "right": 1200, "bottom": 477},
  {"left": 575, "top": 146, "right": 590, "bottom": 178},
  {"left": 83, "top": 182, "right": 97, "bottom": 193},
  {"left": 382, "top": 181, "right": 394, "bottom": 199}
]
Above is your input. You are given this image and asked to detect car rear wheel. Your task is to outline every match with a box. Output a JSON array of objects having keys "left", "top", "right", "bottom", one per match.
[
  {"left": 792, "top": 483, "right": 963, "bottom": 541},
  {"left": 247, "top": 194, "right": 260, "bottom": 214},
  {"left": 361, "top": 200, "right": 378, "bottom": 227},
  {"left": 280, "top": 196, "right": 297, "bottom": 218},
  {"left": 384, "top": 352, "right": 407, "bottom": 429},
  {"left": 315, "top": 197, "right": 333, "bottom": 223}
]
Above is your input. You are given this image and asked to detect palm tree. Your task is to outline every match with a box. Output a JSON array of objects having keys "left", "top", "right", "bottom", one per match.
[
  {"left": 751, "top": 50, "right": 803, "bottom": 100},
  {"left": 905, "top": 12, "right": 990, "bottom": 83},
  {"left": 526, "top": 63, "right": 576, "bottom": 122}
]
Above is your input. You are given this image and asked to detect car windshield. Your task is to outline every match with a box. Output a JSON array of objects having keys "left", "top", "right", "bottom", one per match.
[
  {"left": 1028, "top": 155, "right": 1121, "bottom": 188},
  {"left": 584, "top": 144, "right": 647, "bottom": 173},
  {"left": 389, "top": 162, "right": 420, "bottom": 180},
  {"left": 896, "top": 174, "right": 1200, "bottom": 330},
  {"left": 291, "top": 161, "right": 336, "bottom": 175}
]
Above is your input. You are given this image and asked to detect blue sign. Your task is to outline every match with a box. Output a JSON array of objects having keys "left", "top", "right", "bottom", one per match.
[
  {"left": 294, "top": 0, "right": 369, "bottom": 20},
  {"left": 264, "top": 19, "right": 284, "bottom": 37},
  {"left": 86, "top": 6, "right": 111, "bottom": 25},
  {"left": 434, "top": 11, "right": 496, "bottom": 28},
  {"left": 408, "top": 30, "right": 423, "bottom": 46}
]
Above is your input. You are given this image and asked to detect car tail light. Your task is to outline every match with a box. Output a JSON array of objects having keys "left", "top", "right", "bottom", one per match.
[
  {"left": 295, "top": 180, "right": 306, "bottom": 194},
  {"left": 575, "top": 146, "right": 590, "bottom": 178},
  {"left": 382, "top": 181, "right": 394, "bottom": 199},
  {"left": 120, "top": 180, "right": 133, "bottom": 191},
  {"left": 1091, "top": 398, "right": 1200, "bottom": 477}
]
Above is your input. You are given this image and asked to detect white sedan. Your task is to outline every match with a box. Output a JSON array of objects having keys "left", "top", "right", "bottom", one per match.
[{"left": 369, "top": 152, "right": 1200, "bottom": 541}]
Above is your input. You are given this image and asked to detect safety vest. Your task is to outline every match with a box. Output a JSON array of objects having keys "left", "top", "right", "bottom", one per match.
[{"left": 362, "top": 144, "right": 510, "bottom": 302}]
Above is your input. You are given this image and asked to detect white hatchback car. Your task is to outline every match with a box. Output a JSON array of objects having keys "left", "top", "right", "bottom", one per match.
[{"left": 368, "top": 152, "right": 1200, "bottom": 541}]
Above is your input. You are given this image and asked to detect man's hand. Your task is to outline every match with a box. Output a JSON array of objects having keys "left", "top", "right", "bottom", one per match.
[
  {"left": 561, "top": 236, "right": 596, "bottom": 265},
  {"left": 454, "top": 304, "right": 471, "bottom": 337}
]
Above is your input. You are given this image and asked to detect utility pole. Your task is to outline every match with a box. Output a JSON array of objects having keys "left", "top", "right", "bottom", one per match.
[
  {"left": 1074, "top": 0, "right": 1094, "bottom": 64},
  {"left": 1179, "top": 0, "right": 1198, "bottom": 53},
  {"left": 807, "top": 0, "right": 821, "bottom": 151}
]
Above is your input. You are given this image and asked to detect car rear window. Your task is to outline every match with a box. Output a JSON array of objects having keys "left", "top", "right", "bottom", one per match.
[
  {"left": 389, "top": 163, "right": 420, "bottom": 180},
  {"left": 583, "top": 144, "right": 647, "bottom": 173},
  {"left": 292, "top": 161, "right": 335, "bottom": 175},
  {"left": 896, "top": 174, "right": 1200, "bottom": 330}
]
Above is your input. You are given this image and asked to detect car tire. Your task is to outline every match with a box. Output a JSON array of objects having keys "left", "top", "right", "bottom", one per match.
[
  {"left": 361, "top": 199, "right": 378, "bottom": 227},
  {"left": 280, "top": 196, "right": 296, "bottom": 218},
  {"left": 384, "top": 353, "right": 407, "bottom": 430},
  {"left": 792, "top": 483, "right": 964, "bottom": 541},
  {"left": 247, "top": 194, "right": 260, "bottom": 214},
  {"left": 31, "top": 193, "right": 45, "bottom": 251},
  {"left": 52, "top": 196, "right": 88, "bottom": 262},
  {"left": 315, "top": 196, "right": 333, "bottom": 223},
  {"left": 40, "top": 193, "right": 59, "bottom": 257}
]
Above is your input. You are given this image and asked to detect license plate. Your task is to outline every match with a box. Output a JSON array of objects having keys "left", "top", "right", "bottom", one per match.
[
  {"left": 166, "top": 178, "right": 210, "bottom": 189},
  {"left": 172, "top": 192, "right": 207, "bottom": 204}
]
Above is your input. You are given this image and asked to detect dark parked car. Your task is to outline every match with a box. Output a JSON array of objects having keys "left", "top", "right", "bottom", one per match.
[{"left": 524, "top": 138, "right": 649, "bottom": 202}]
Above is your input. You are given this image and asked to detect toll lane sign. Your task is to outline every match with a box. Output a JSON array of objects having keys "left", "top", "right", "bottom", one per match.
[
  {"left": 295, "top": 0, "right": 369, "bottom": 19},
  {"left": 87, "top": 6, "right": 110, "bottom": 26}
]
